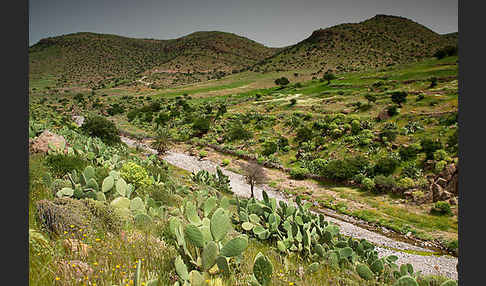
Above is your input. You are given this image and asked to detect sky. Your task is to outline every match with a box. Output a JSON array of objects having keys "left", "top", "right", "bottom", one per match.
[{"left": 29, "top": 0, "right": 458, "bottom": 48}]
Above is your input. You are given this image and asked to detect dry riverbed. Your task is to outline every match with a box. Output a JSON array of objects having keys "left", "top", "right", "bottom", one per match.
[{"left": 120, "top": 136, "right": 458, "bottom": 279}]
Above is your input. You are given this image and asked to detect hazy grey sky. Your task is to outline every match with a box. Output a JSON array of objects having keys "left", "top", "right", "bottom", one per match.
[{"left": 29, "top": 0, "right": 457, "bottom": 47}]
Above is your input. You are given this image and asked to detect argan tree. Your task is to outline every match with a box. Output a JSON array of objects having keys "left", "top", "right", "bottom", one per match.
[
  {"left": 323, "top": 72, "right": 336, "bottom": 85},
  {"left": 391, "top": 91, "right": 407, "bottom": 107},
  {"left": 238, "top": 160, "right": 267, "bottom": 199}
]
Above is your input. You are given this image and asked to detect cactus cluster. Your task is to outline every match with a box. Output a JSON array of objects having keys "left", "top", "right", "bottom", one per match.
[
  {"left": 191, "top": 167, "right": 232, "bottom": 194},
  {"left": 236, "top": 191, "right": 421, "bottom": 282},
  {"left": 169, "top": 194, "right": 248, "bottom": 285}
]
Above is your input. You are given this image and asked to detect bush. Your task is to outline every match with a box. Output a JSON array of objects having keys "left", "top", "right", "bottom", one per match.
[
  {"left": 221, "top": 159, "right": 230, "bottom": 166},
  {"left": 120, "top": 162, "right": 152, "bottom": 192},
  {"left": 290, "top": 167, "right": 308, "bottom": 180},
  {"left": 199, "top": 150, "right": 208, "bottom": 158},
  {"left": 261, "top": 140, "right": 278, "bottom": 156},
  {"left": 361, "top": 177, "right": 375, "bottom": 192},
  {"left": 296, "top": 126, "right": 313, "bottom": 143},
  {"left": 45, "top": 154, "right": 88, "bottom": 178},
  {"left": 433, "top": 149, "right": 450, "bottom": 161},
  {"left": 364, "top": 94, "right": 376, "bottom": 104},
  {"left": 379, "top": 127, "right": 398, "bottom": 143},
  {"left": 225, "top": 121, "right": 252, "bottom": 141},
  {"left": 289, "top": 98, "right": 297, "bottom": 106},
  {"left": 373, "top": 175, "right": 396, "bottom": 193},
  {"left": 386, "top": 105, "right": 399, "bottom": 117},
  {"left": 81, "top": 115, "right": 121, "bottom": 145},
  {"left": 390, "top": 91, "right": 407, "bottom": 107},
  {"left": 192, "top": 117, "right": 211, "bottom": 137},
  {"left": 373, "top": 155, "right": 400, "bottom": 176},
  {"left": 421, "top": 138, "right": 443, "bottom": 160},
  {"left": 321, "top": 156, "right": 370, "bottom": 181},
  {"left": 401, "top": 162, "right": 423, "bottom": 179},
  {"left": 399, "top": 144, "right": 421, "bottom": 161},
  {"left": 431, "top": 201, "right": 452, "bottom": 216},
  {"left": 275, "top": 77, "right": 290, "bottom": 87},
  {"left": 447, "top": 129, "right": 458, "bottom": 155},
  {"left": 416, "top": 94, "right": 425, "bottom": 101},
  {"left": 396, "top": 177, "right": 416, "bottom": 190}
]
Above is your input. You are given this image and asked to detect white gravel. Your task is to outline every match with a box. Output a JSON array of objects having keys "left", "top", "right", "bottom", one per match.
[{"left": 121, "top": 136, "right": 458, "bottom": 280}]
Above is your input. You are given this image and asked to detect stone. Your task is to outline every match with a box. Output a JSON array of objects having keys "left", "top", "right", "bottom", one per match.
[
  {"left": 72, "top": 115, "right": 85, "bottom": 127},
  {"left": 436, "top": 178, "right": 448, "bottom": 188},
  {"left": 449, "top": 197, "right": 458, "bottom": 206},
  {"left": 30, "top": 130, "right": 67, "bottom": 154}
]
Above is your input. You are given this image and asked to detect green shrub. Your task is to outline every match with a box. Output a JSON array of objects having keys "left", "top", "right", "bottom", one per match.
[
  {"left": 373, "top": 175, "right": 396, "bottom": 193},
  {"left": 386, "top": 105, "right": 399, "bottom": 117},
  {"left": 192, "top": 117, "right": 211, "bottom": 137},
  {"left": 373, "top": 155, "right": 400, "bottom": 176},
  {"left": 120, "top": 162, "right": 152, "bottom": 192},
  {"left": 390, "top": 91, "right": 407, "bottom": 107},
  {"left": 396, "top": 177, "right": 416, "bottom": 190},
  {"left": 399, "top": 143, "right": 421, "bottom": 161},
  {"left": 401, "top": 162, "right": 423, "bottom": 179},
  {"left": 447, "top": 129, "right": 458, "bottom": 156},
  {"left": 361, "top": 177, "right": 375, "bottom": 192},
  {"left": 431, "top": 201, "right": 452, "bottom": 216},
  {"left": 290, "top": 167, "right": 308, "bottom": 180},
  {"left": 261, "top": 140, "right": 278, "bottom": 156},
  {"left": 199, "top": 150, "right": 208, "bottom": 158},
  {"left": 435, "top": 160, "right": 448, "bottom": 173},
  {"left": 45, "top": 154, "right": 88, "bottom": 178},
  {"left": 321, "top": 156, "right": 370, "bottom": 181},
  {"left": 296, "top": 126, "right": 313, "bottom": 142},
  {"left": 433, "top": 149, "right": 450, "bottom": 161},
  {"left": 225, "top": 121, "right": 252, "bottom": 141},
  {"left": 421, "top": 138, "right": 443, "bottom": 160},
  {"left": 81, "top": 115, "right": 121, "bottom": 145},
  {"left": 221, "top": 159, "right": 230, "bottom": 166}
]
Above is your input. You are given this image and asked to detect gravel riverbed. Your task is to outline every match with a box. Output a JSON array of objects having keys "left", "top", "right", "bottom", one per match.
[{"left": 121, "top": 136, "right": 458, "bottom": 280}]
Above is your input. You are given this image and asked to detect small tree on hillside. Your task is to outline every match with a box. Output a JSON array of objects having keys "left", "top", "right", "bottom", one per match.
[
  {"left": 364, "top": 94, "right": 377, "bottom": 105},
  {"left": 275, "top": 77, "right": 290, "bottom": 88},
  {"left": 391, "top": 91, "right": 407, "bottom": 107},
  {"left": 238, "top": 160, "right": 267, "bottom": 199},
  {"left": 323, "top": 72, "right": 336, "bottom": 85}
]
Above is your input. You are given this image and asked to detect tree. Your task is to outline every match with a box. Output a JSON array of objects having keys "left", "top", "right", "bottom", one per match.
[
  {"left": 238, "top": 160, "right": 267, "bottom": 199},
  {"left": 151, "top": 127, "right": 172, "bottom": 156},
  {"left": 323, "top": 73, "right": 336, "bottom": 85},
  {"left": 81, "top": 115, "right": 120, "bottom": 145},
  {"left": 274, "top": 77, "right": 290, "bottom": 87},
  {"left": 364, "top": 94, "right": 377, "bottom": 104},
  {"left": 390, "top": 91, "right": 407, "bottom": 107}
]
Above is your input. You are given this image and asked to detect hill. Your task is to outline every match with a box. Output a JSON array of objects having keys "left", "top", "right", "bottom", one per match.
[
  {"left": 252, "top": 15, "right": 457, "bottom": 74},
  {"left": 29, "top": 31, "right": 279, "bottom": 89}
]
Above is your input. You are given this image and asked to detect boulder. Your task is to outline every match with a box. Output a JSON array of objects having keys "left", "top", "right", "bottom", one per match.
[
  {"left": 72, "top": 115, "right": 85, "bottom": 127},
  {"left": 30, "top": 130, "right": 67, "bottom": 154},
  {"left": 436, "top": 177, "right": 448, "bottom": 189}
]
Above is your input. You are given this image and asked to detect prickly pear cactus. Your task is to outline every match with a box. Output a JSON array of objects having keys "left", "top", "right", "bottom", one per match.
[{"left": 253, "top": 252, "right": 273, "bottom": 286}]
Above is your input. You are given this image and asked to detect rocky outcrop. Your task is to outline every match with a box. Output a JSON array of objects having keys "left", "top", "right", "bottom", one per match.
[
  {"left": 429, "top": 162, "right": 458, "bottom": 202},
  {"left": 29, "top": 130, "right": 67, "bottom": 154}
]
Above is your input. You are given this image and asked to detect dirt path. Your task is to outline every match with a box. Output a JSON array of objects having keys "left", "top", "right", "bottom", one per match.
[{"left": 120, "top": 136, "right": 458, "bottom": 280}]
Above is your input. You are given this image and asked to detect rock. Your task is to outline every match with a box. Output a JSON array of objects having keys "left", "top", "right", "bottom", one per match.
[
  {"left": 440, "top": 163, "right": 456, "bottom": 181},
  {"left": 431, "top": 183, "right": 444, "bottom": 202},
  {"left": 436, "top": 178, "right": 448, "bottom": 188},
  {"left": 63, "top": 239, "right": 90, "bottom": 258},
  {"left": 342, "top": 108, "right": 351, "bottom": 114},
  {"left": 72, "top": 115, "right": 85, "bottom": 127},
  {"left": 30, "top": 130, "right": 67, "bottom": 154},
  {"left": 439, "top": 191, "right": 453, "bottom": 201},
  {"left": 449, "top": 197, "right": 458, "bottom": 205}
]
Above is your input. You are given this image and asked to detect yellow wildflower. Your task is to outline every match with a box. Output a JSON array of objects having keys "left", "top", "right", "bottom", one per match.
[{"left": 55, "top": 277, "right": 60, "bottom": 281}]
